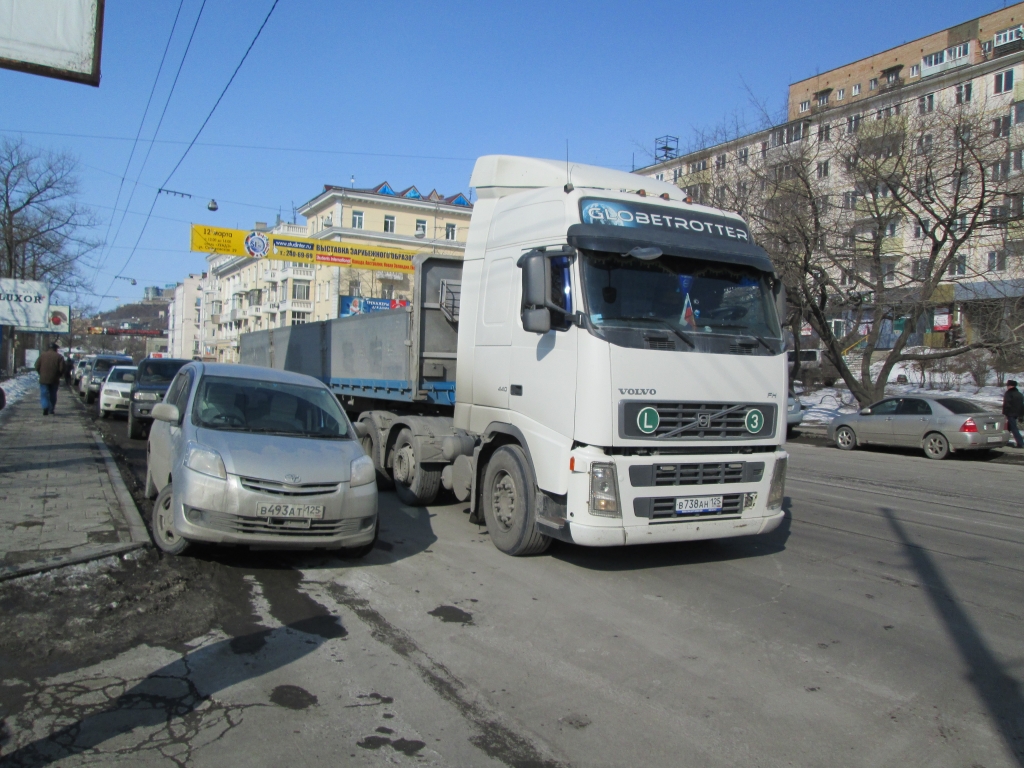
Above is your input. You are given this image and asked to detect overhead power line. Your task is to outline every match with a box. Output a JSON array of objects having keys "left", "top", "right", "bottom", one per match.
[{"left": 105, "top": 0, "right": 280, "bottom": 301}]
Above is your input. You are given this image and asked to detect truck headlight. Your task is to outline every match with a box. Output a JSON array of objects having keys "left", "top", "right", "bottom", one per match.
[
  {"left": 589, "top": 462, "right": 621, "bottom": 518},
  {"left": 767, "top": 456, "right": 787, "bottom": 511},
  {"left": 184, "top": 441, "right": 226, "bottom": 480},
  {"left": 350, "top": 455, "right": 375, "bottom": 487},
  {"left": 134, "top": 391, "right": 161, "bottom": 401}
]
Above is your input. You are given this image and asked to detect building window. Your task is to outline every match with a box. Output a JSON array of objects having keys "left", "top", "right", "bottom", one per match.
[
  {"left": 384, "top": 215, "right": 395, "bottom": 233},
  {"left": 800, "top": 100, "right": 810, "bottom": 113},
  {"left": 918, "top": 93, "right": 934, "bottom": 114},
  {"left": 293, "top": 281, "right": 310, "bottom": 300},
  {"left": 883, "top": 262, "right": 896, "bottom": 283},
  {"left": 989, "top": 251, "right": 1007, "bottom": 272},
  {"left": 351, "top": 210, "right": 364, "bottom": 229},
  {"left": 917, "top": 134, "right": 933, "bottom": 154},
  {"left": 911, "top": 259, "right": 928, "bottom": 279},
  {"left": 992, "top": 159, "right": 1010, "bottom": 180},
  {"left": 349, "top": 280, "right": 361, "bottom": 297},
  {"left": 381, "top": 284, "right": 394, "bottom": 300},
  {"left": 673, "top": 168, "right": 681, "bottom": 181},
  {"left": 846, "top": 113, "right": 861, "bottom": 134},
  {"left": 994, "top": 115, "right": 1012, "bottom": 138},
  {"left": 816, "top": 160, "right": 830, "bottom": 178},
  {"left": 910, "top": 64, "right": 920, "bottom": 77},
  {"left": 688, "top": 159, "right": 708, "bottom": 173},
  {"left": 415, "top": 219, "right": 427, "bottom": 236},
  {"left": 947, "top": 254, "right": 967, "bottom": 276},
  {"left": 655, "top": 173, "right": 664, "bottom": 181},
  {"left": 852, "top": 83, "right": 861, "bottom": 96},
  {"left": 995, "top": 69, "right": 1015, "bottom": 94},
  {"left": 834, "top": 88, "right": 844, "bottom": 101},
  {"left": 715, "top": 153, "right": 727, "bottom": 170},
  {"left": 737, "top": 147, "right": 748, "bottom": 165},
  {"left": 869, "top": 78, "right": 878, "bottom": 91},
  {"left": 956, "top": 82, "right": 972, "bottom": 104},
  {"left": 445, "top": 223, "right": 457, "bottom": 241},
  {"left": 885, "top": 221, "right": 897, "bottom": 237},
  {"left": 291, "top": 312, "right": 309, "bottom": 325},
  {"left": 816, "top": 93, "right": 828, "bottom": 107},
  {"left": 914, "top": 219, "right": 931, "bottom": 238},
  {"left": 818, "top": 123, "right": 831, "bottom": 142}
]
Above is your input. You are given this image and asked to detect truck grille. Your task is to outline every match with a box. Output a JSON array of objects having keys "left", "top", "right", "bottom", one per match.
[
  {"left": 239, "top": 477, "right": 340, "bottom": 497},
  {"left": 199, "top": 510, "right": 366, "bottom": 537},
  {"left": 650, "top": 493, "right": 743, "bottom": 520},
  {"left": 621, "top": 402, "right": 776, "bottom": 440},
  {"left": 655, "top": 462, "right": 744, "bottom": 485}
]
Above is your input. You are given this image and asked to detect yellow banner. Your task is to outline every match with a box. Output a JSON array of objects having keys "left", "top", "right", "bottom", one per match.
[{"left": 190, "top": 224, "right": 417, "bottom": 273}]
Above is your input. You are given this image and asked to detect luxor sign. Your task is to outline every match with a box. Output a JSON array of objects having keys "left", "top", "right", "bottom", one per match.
[{"left": 0, "top": 279, "right": 49, "bottom": 328}]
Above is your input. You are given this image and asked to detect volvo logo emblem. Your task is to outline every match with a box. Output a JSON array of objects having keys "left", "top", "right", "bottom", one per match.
[
  {"left": 697, "top": 412, "right": 711, "bottom": 428},
  {"left": 285, "top": 474, "right": 301, "bottom": 484}
]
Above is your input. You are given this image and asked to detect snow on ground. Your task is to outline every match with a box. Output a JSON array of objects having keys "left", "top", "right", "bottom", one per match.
[{"left": 1, "top": 372, "right": 38, "bottom": 406}]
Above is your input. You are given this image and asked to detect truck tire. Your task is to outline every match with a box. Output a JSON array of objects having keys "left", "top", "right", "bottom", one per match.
[
  {"left": 481, "top": 445, "right": 551, "bottom": 556},
  {"left": 392, "top": 428, "right": 440, "bottom": 506},
  {"left": 359, "top": 418, "right": 393, "bottom": 490}
]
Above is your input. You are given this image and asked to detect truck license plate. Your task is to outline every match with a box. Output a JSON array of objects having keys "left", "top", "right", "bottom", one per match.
[
  {"left": 255, "top": 503, "right": 325, "bottom": 519},
  {"left": 675, "top": 495, "right": 723, "bottom": 515}
]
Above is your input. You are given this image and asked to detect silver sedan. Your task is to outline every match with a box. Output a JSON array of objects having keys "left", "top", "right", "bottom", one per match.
[
  {"left": 145, "top": 362, "right": 377, "bottom": 555},
  {"left": 828, "top": 395, "right": 1009, "bottom": 460}
]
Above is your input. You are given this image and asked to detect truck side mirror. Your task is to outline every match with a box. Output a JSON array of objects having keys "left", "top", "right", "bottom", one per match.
[
  {"left": 520, "top": 252, "right": 548, "bottom": 308},
  {"left": 522, "top": 308, "right": 551, "bottom": 334},
  {"left": 773, "top": 279, "right": 787, "bottom": 328}
]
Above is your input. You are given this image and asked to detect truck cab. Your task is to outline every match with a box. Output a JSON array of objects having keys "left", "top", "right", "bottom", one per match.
[{"left": 453, "top": 156, "right": 788, "bottom": 552}]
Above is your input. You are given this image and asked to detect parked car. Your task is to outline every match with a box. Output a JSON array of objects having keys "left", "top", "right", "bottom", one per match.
[
  {"left": 129, "top": 357, "right": 191, "bottom": 439},
  {"left": 145, "top": 362, "right": 377, "bottom": 556},
  {"left": 71, "top": 356, "right": 93, "bottom": 389},
  {"left": 79, "top": 355, "right": 133, "bottom": 403},
  {"left": 98, "top": 366, "right": 138, "bottom": 418},
  {"left": 829, "top": 396, "right": 1009, "bottom": 459},
  {"left": 786, "top": 394, "right": 804, "bottom": 434}
]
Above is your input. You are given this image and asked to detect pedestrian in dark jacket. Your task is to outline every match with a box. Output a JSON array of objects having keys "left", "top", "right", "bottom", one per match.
[
  {"left": 34, "top": 343, "right": 65, "bottom": 415},
  {"left": 1002, "top": 379, "right": 1024, "bottom": 448}
]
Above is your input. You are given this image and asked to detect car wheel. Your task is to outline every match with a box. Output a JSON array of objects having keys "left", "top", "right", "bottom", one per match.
[
  {"left": 85, "top": 390, "right": 96, "bottom": 404},
  {"left": 481, "top": 445, "right": 551, "bottom": 556},
  {"left": 923, "top": 432, "right": 949, "bottom": 460},
  {"left": 359, "top": 418, "right": 393, "bottom": 490},
  {"left": 338, "top": 518, "right": 378, "bottom": 559},
  {"left": 392, "top": 428, "right": 440, "bottom": 506},
  {"left": 128, "top": 411, "right": 146, "bottom": 440},
  {"left": 100, "top": 409, "right": 108, "bottom": 419},
  {"left": 152, "top": 484, "right": 191, "bottom": 555},
  {"left": 835, "top": 426, "right": 857, "bottom": 451}
]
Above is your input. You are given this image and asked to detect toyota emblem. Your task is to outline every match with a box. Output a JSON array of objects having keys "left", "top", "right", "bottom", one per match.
[{"left": 285, "top": 474, "right": 301, "bottom": 484}]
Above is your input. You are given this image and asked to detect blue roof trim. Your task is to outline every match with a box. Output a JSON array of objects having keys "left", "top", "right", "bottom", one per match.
[
  {"left": 449, "top": 194, "right": 470, "bottom": 206},
  {"left": 378, "top": 183, "right": 396, "bottom": 196},
  {"left": 328, "top": 377, "right": 457, "bottom": 405}
]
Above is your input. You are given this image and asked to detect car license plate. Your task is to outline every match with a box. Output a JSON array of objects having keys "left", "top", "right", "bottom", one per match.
[
  {"left": 987, "top": 436, "right": 1003, "bottom": 443},
  {"left": 255, "top": 503, "right": 324, "bottom": 519},
  {"left": 675, "top": 495, "right": 723, "bottom": 515}
]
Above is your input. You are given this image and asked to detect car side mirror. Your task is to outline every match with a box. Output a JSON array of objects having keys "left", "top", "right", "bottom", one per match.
[
  {"left": 522, "top": 308, "right": 551, "bottom": 334},
  {"left": 860, "top": 408, "right": 871, "bottom": 415},
  {"left": 152, "top": 403, "right": 180, "bottom": 423}
]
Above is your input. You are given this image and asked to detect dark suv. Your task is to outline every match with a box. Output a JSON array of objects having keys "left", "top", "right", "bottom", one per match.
[
  {"left": 80, "top": 355, "right": 133, "bottom": 404},
  {"left": 128, "top": 357, "right": 190, "bottom": 439}
]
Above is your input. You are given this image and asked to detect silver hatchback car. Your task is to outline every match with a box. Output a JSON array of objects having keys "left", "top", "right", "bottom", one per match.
[
  {"left": 145, "top": 362, "right": 377, "bottom": 555},
  {"left": 829, "top": 395, "right": 1009, "bottom": 459}
]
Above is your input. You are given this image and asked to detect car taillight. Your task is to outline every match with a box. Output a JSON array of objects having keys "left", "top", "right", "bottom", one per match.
[{"left": 960, "top": 419, "right": 978, "bottom": 433}]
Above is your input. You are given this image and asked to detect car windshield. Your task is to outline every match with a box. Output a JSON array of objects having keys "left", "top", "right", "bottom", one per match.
[
  {"left": 107, "top": 368, "right": 137, "bottom": 383},
  {"left": 139, "top": 359, "right": 187, "bottom": 384},
  {"left": 192, "top": 375, "right": 351, "bottom": 439},
  {"left": 936, "top": 398, "right": 988, "bottom": 414},
  {"left": 579, "top": 250, "right": 781, "bottom": 349},
  {"left": 94, "top": 359, "right": 124, "bottom": 373}
]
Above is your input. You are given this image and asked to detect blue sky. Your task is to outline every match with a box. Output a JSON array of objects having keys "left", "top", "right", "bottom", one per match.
[{"left": 0, "top": 0, "right": 993, "bottom": 311}]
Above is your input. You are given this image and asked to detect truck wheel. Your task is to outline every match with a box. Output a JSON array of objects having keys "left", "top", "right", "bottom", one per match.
[
  {"left": 482, "top": 445, "right": 551, "bottom": 556},
  {"left": 359, "top": 418, "right": 393, "bottom": 490},
  {"left": 392, "top": 428, "right": 440, "bottom": 506},
  {"left": 128, "top": 411, "right": 146, "bottom": 440},
  {"left": 152, "top": 485, "right": 191, "bottom": 555}
]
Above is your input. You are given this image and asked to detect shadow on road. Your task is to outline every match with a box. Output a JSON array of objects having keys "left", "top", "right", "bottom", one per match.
[
  {"left": 880, "top": 506, "right": 1024, "bottom": 765},
  {"left": 551, "top": 500, "right": 792, "bottom": 572}
]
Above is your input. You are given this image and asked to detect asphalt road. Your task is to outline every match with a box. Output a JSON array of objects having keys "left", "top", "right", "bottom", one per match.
[{"left": 2, "top": 390, "right": 1021, "bottom": 767}]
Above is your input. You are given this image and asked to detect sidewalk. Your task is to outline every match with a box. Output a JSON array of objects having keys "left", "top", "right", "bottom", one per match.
[{"left": 0, "top": 378, "right": 150, "bottom": 581}]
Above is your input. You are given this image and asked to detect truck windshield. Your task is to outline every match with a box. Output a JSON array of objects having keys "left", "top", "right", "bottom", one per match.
[
  {"left": 579, "top": 250, "right": 782, "bottom": 352},
  {"left": 193, "top": 375, "right": 351, "bottom": 439}
]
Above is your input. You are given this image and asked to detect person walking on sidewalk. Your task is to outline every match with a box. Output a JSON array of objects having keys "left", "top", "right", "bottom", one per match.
[
  {"left": 1002, "top": 379, "right": 1024, "bottom": 448},
  {"left": 34, "top": 343, "right": 65, "bottom": 415}
]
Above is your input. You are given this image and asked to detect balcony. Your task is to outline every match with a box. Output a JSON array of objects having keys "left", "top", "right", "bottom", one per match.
[
  {"left": 278, "top": 266, "right": 315, "bottom": 280},
  {"left": 262, "top": 270, "right": 279, "bottom": 282},
  {"left": 248, "top": 305, "right": 262, "bottom": 315},
  {"left": 994, "top": 25, "right": 1024, "bottom": 57},
  {"left": 229, "top": 308, "right": 245, "bottom": 322},
  {"left": 278, "top": 299, "right": 312, "bottom": 313}
]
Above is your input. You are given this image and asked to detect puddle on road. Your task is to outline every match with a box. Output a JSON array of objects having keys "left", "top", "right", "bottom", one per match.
[{"left": 428, "top": 605, "right": 474, "bottom": 625}]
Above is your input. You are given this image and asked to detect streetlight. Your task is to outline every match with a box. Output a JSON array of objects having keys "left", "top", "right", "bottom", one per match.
[{"left": 114, "top": 275, "right": 137, "bottom": 285}]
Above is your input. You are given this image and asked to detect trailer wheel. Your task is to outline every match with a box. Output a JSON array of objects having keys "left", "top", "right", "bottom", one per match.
[
  {"left": 481, "top": 445, "right": 551, "bottom": 556},
  {"left": 359, "top": 418, "right": 393, "bottom": 489},
  {"left": 392, "top": 428, "right": 440, "bottom": 506}
]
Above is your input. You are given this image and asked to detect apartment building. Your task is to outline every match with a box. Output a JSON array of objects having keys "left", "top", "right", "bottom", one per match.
[
  {"left": 201, "top": 182, "right": 471, "bottom": 362},
  {"left": 166, "top": 273, "right": 204, "bottom": 359},
  {"left": 641, "top": 3, "right": 1024, "bottom": 349}
]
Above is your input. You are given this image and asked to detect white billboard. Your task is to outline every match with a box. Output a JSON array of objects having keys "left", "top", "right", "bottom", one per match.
[
  {"left": 17, "top": 303, "right": 69, "bottom": 333},
  {"left": 0, "top": 278, "right": 49, "bottom": 328},
  {"left": 0, "top": 0, "right": 104, "bottom": 86}
]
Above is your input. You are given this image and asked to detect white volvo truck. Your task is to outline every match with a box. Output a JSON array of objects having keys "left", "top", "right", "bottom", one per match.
[{"left": 240, "top": 155, "right": 788, "bottom": 555}]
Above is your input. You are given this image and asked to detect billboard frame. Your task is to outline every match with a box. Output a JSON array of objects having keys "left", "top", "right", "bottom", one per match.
[{"left": 0, "top": 0, "right": 105, "bottom": 87}]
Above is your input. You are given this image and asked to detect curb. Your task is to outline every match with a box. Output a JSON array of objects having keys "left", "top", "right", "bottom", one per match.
[
  {"left": 0, "top": 542, "right": 147, "bottom": 583},
  {"left": 91, "top": 430, "right": 152, "bottom": 546}
]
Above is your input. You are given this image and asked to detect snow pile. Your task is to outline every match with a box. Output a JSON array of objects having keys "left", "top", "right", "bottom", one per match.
[
  {"left": 1, "top": 372, "right": 38, "bottom": 406},
  {"left": 799, "top": 382, "right": 1007, "bottom": 426}
]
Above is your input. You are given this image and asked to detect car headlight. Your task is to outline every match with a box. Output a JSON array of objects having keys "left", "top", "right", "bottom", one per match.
[
  {"left": 589, "top": 462, "right": 621, "bottom": 517},
  {"left": 767, "top": 456, "right": 787, "bottom": 510},
  {"left": 134, "top": 392, "right": 161, "bottom": 401},
  {"left": 350, "top": 455, "right": 375, "bottom": 487},
  {"left": 184, "top": 441, "right": 227, "bottom": 480}
]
